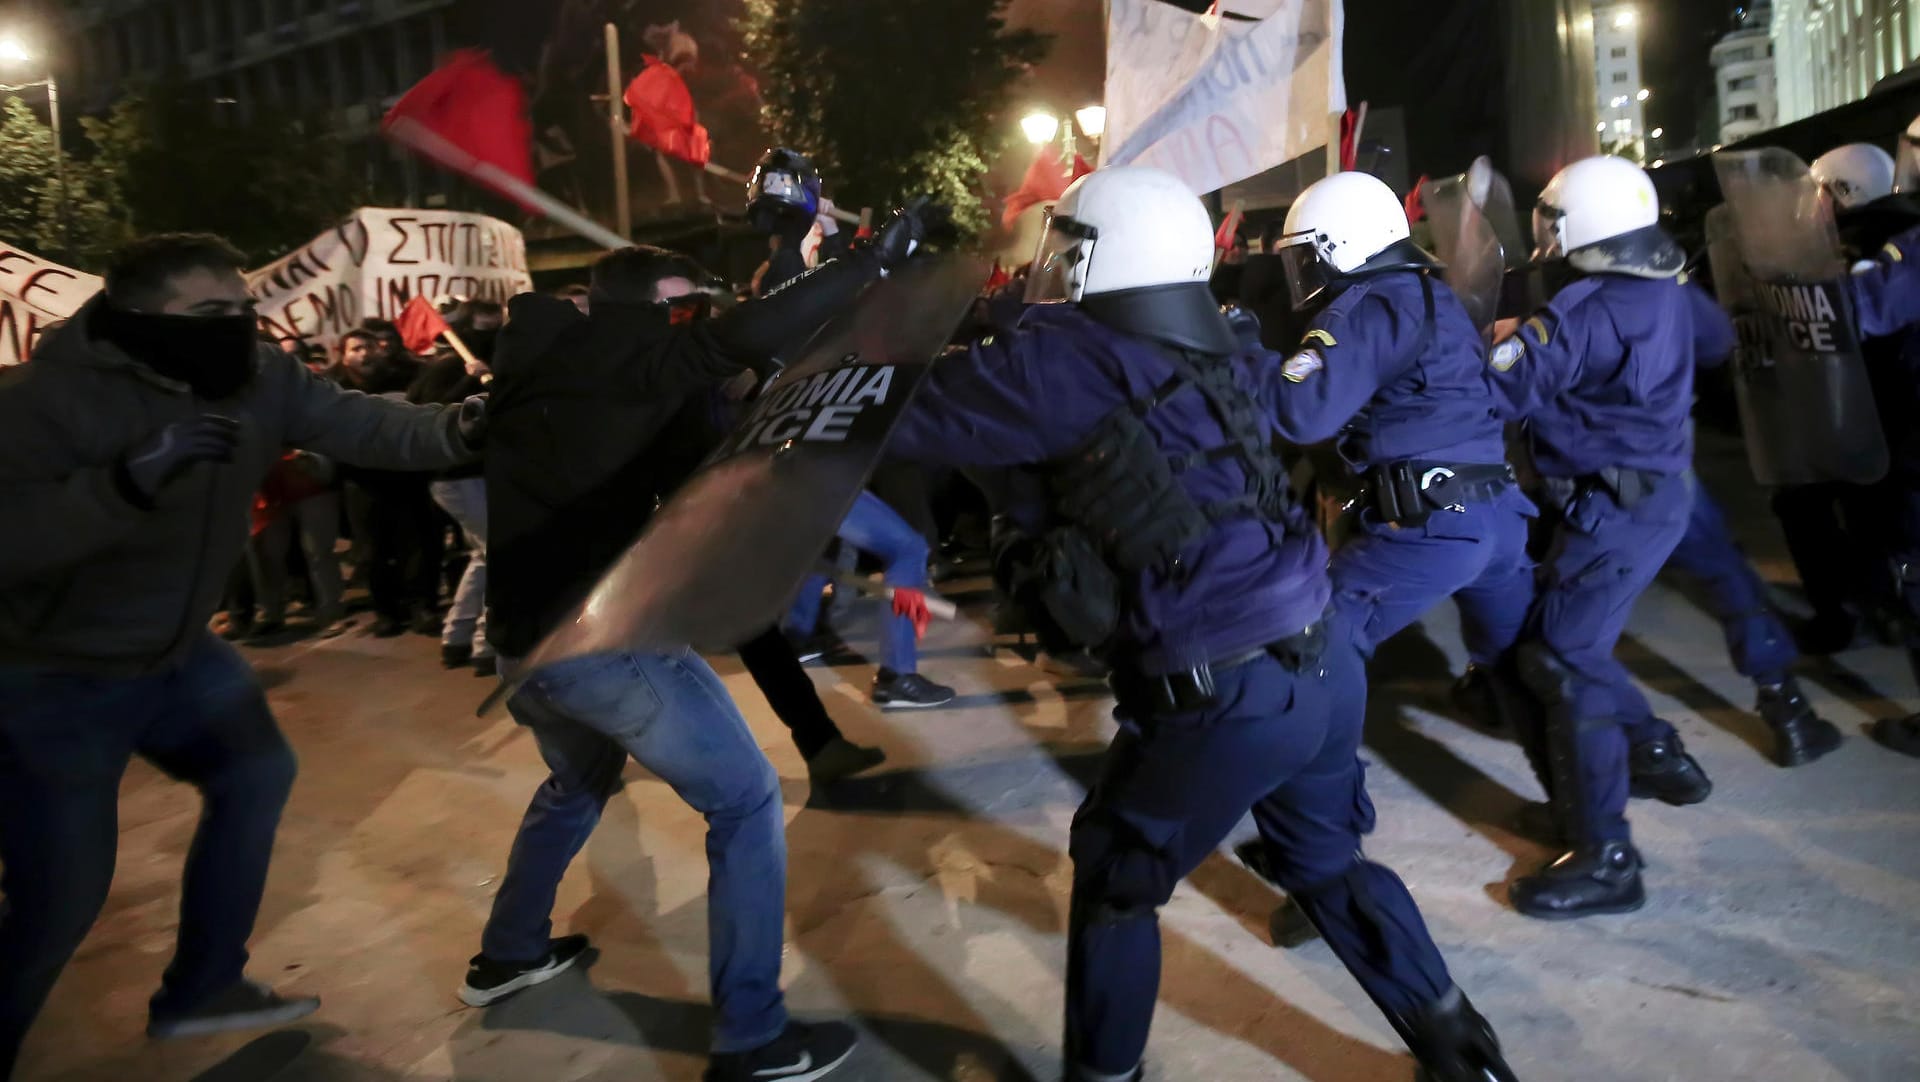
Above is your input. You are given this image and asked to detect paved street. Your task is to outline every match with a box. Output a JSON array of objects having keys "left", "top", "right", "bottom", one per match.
[{"left": 16, "top": 437, "right": 1920, "bottom": 1082}]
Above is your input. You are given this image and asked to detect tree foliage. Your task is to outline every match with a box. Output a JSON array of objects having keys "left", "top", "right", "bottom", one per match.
[
  {"left": 742, "top": 0, "right": 1048, "bottom": 237},
  {"left": 0, "top": 81, "right": 369, "bottom": 270}
]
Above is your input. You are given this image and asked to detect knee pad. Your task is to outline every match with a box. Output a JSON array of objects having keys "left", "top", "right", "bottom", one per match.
[{"left": 1514, "top": 641, "right": 1578, "bottom": 713}]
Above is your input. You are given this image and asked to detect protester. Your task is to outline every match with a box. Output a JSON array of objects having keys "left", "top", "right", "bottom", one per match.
[
  {"left": 470, "top": 206, "right": 921, "bottom": 1082},
  {"left": 410, "top": 301, "right": 503, "bottom": 671},
  {"left": 246, "top": 448, "right": 347, "bottom": 637},
  {"left": 0, "top": 233, "right": 484, "bottom": 1076}
]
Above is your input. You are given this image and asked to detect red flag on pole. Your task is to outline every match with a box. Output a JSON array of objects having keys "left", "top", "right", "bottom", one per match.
[
  {"left": 382, "top": 51, "right": 534, "bottom": 193},
  {"left": 395, "top": 295, "right": 452, "bottom": 356},
  {"left": 1213, "top": 202, "right": 1244, "bottom": 251},
  {"left": 1002, "top": 145, "right": 1092, "bottom": 229},
  {"left": 624, "top": 56, "right": 712, "bottom": 168}
]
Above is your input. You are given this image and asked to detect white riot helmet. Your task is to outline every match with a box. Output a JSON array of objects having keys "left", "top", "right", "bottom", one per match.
[
  {"left": 1811, "top": 143, "right": 1896, "bottom": 210},
  {"left": 1026, "top": 165, "right": 1237, "bottom": 352},
  {"left": 1533, "top": 155, "right": 1683, "bottom": 279},
  {"left": 1275, "top": 170, "right": 1436, "bottom": 308},
  {"left": 1895, "top": 115, "right": 1920, "bottom": 194}
]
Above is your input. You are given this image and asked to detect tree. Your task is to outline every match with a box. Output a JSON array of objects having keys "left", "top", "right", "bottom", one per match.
[
  {"left": 0, "top": 95, "right": 122, "bottom": 264},
  {"left": 742, "top": 0, "right": 1048, "bottom": 236},
  {"left": 81, "top": 84, "right": 370, "bottom": 263}
]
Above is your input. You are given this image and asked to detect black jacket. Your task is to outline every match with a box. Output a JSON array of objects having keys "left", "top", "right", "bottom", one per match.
[
  {"left": 485, "top": 251, "right": 883, "bottom": 657},
  {"left": 407, "top": 354, "right": 488, "bottom": 480}
]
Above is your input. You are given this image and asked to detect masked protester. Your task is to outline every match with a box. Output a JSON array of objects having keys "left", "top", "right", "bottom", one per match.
[
  {"left": 469, "top": 207, "right": 921, "bottom": 1082},
  {"left": 0, "top": 233, "right": 483, "bottom": 1074},
  {"left": 884, "top": 166, "right": 1517, "bottom": 1082}
]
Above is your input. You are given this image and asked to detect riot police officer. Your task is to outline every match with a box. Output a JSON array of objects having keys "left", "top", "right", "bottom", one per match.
[
  {"left": 1486, "top": 156, "right": 1716, "bottom": 920},
  {"left": 887, "top": 166, "right": 1517, "bottom": 1081},
  {"left": 1260, "top": 170, "right": 1535, "bottom": 676}
]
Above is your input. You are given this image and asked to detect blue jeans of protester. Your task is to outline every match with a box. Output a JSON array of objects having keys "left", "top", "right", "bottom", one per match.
[
  {"left": 429, "top": 477, "right": 490, "bottom": 657},
  {"left": 1066, "top": 626, "right": 1453, "bottom": 1074},
  {"left": 0, "top": 633, "right": 298, "bottom": 1077},
  {"left": 787, "top": 490, "right": 928, "bottom": 674},
  {"left": 1663, "top": 477, "right": 1798, "bottom": 687},
  {"left": 482, "top": 648, "right": 787, "bottom": 1053}
]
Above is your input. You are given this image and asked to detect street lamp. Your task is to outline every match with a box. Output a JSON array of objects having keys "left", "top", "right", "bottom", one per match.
[
  {"left": 1074, "top": 105, "right": 1106, "bottom": 139},
  {"left": 1020, "top": 111, "right": 1059, "bottom": 146},
  {"left": 1636, "top": 87, "right": 1652, "bottom": 102},
  {"left": 1650, "top": 126, "right": 1664, "bottom": 139},
  {"left": 1613, "top": 8, "right": 1637, "bottom": 29},
  {"left": 0, "top": 33, "right": 68, "bottom": 253}
]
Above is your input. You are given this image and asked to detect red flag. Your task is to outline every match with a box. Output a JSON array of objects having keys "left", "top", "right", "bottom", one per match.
[
  {"left": 1404, "top": 174, "right": 1430, "bottom": 226},
  {"left": 1001, "top": 146, "right": 1093, "bottom": 229},
  {"left": 1213, "top": 203, "right": 1244, "bottom": 251},
  {"left": 382, "top": 51, "right": 534, "bottom": 195},
  {"left": 395, "top": 295, "right": 452, "bottom": 356},
  {"left": 624, "top": 56, "right": 712, "bottom": 168},
  {"left": 984, "top": 258, "right": 1011, "bottom": 291}
]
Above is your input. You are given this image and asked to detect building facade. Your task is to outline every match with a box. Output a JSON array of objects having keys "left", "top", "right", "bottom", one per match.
[
  {"left": 1592, "top": 1, "right": 1649, "bottom": 159},
  {"left": 1773, "top": 0, "right": 1920, "bottom": 123},
  {"left": 55, "top": 0, "right": 460, "bottom": 202},
  {"left": 1714, "top": 3, "right": 1778, "bottom": 144}
]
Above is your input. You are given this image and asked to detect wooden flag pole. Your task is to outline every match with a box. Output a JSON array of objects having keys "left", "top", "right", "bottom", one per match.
[{"left": 388, "top": 117, "right": 633, "bottom": 250}]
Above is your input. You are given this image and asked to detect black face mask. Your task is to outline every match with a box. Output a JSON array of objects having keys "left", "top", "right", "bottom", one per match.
[{"left": 94, "top": 304, "right": 258, "bottom": 400}]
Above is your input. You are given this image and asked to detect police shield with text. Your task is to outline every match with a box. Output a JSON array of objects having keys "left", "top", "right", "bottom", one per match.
[
  {"left": 1485, "top": 156, "right": 1718, "bottom": 920},
  {"left": 1712, "top": 147, "right": 1887, "bottom": 487},
  {"left": 886, "top": 166, "right": 1517, "bottom": 1082}
]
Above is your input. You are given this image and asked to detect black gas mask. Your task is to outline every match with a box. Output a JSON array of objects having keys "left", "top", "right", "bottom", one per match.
[{"left": 94, "top": 303, "right": 258, "bottom": 400}]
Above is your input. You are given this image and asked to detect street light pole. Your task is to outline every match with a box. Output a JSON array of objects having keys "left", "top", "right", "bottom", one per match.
[{"left": 46, "top": 72, "right": 67, "bottom": 253}]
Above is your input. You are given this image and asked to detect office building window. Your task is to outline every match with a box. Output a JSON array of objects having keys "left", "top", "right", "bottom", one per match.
[
  {"left": 1728, "top": 76, "right": 1757, "bottom": 91},
  {"left": 1729, "top": 104, "right": 1761, "bottom": 121},
  {"left": 1611, "top": 46, "right": 1628, "bottom": 58},
  {"left": 1613, "top": 71, "right": 1629, "bottom": 83}
]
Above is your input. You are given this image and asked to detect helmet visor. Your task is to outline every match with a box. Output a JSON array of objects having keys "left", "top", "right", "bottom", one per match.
[
  {"left": 1024, "top": 210, "right": 1098, "bottom": 304},
  {"left": 749, "top": 169, "right": 814, "bottom": 214},
  {"left": 1531, "top": 201, "right": 1567, "bottom": 262},
  {"left": 1274, "top": 230, "right": 1333, "bottom": 310},
  {"left": 1897, "top": 132, "right": 1920, "bottom": 194}
]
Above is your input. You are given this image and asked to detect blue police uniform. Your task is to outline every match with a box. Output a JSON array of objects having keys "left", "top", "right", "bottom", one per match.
[
  {"left": 1484, "top": 272, "right": 1717, "bottom": 914},
  {"left": 1660, "top": 285, "right": 1799, "bottom": 687},
  {"left": 888, "top": 303, "right": 1461, "bottom": 1076},
  {"left": 1260, "top": 270, "right": 1536, "bottom": 661}
]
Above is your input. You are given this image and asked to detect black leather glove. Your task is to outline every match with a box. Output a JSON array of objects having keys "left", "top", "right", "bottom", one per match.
[
  {"left": 120, "top": 414, "right": 241, "bottom": 505},
  {"left": 865, "top": 197, "right": 930, "bottom": 272}
]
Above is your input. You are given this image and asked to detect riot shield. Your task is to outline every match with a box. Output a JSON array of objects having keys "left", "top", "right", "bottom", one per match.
[
  {"left": 1424, "top": 159, "right": 1509, "bottom": 334},
  {"left": 1712, "top": 148, "right": 1888, "bottom": 486},
  {"left": 520, "top": 256, "right": 985, "bottom": 673}
]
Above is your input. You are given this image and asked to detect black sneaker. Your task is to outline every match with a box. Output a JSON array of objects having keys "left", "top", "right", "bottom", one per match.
[
  {"left": 458, "top": 934, "right": 591, "bottom": 1007},
  {"left": 706, "top": 1020, "right": 858, "bottom": 1082},
  {"left": 872, "top": 670, "right": 955, "bottom": 710},
  {"left": 441, "top": 642, "right": 474, "bottom": 668},
  {"left": 148, "top": 979, "right": 320, "bottom": 1039}
]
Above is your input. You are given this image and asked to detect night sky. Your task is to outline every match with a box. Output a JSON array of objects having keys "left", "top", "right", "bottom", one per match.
[{"left": 1638, "top": 0, "right": 1744, "bottom": 148}]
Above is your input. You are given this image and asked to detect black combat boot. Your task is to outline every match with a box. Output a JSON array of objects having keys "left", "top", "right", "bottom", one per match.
[
  {"left": 1400, "top": 987, "right": 1521, "bottom": 1082},
  {"left": 1756, "top": 678, "right": 1842, "bottom": 767},
  {"left": 1511, "top": 840, "right": 1644, "bottom": 920},
  {"left": 1627, "top": 734, "right": 1712, "bottom": 805}
]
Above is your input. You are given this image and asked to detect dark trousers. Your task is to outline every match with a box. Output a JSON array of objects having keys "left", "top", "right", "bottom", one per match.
[
  {"left": 346, "top": 475, "right": 443, "bottom": 620},
  {"left": 1771, "top": 480, "right": 1890, "bottom": 624},
  {"left": 1065, "top": 635, "right": 1452, "bottom": 1074},
  {"left": 1666, "top": 479, "right": 1798, "bottom": 686},
  {"left": 1516, "top": 476, "right": 1691, "bottom": 845},
  {"left": 734, "top": 626, "right": 843, "bottom": 759},
  {"left": 0, "top": 633, "right": 297, "bottom": 1077}
]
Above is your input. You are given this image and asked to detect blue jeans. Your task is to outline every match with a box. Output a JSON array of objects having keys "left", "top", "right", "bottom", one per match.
[
  {"left": 787, "top": 490, "right": 928, "bottom": 673},
  {"left": 1066, "top": 632, "right": 1452, "bottom": 1074},
  {"left": 429, "top": 477, "right": 490, "bottom": 657},
  {"left": 484, "top": 648, "right": 787, "bottom": 1053},
  {"left": 0, "top": 633, "right": 298, "bottom": 1076}
]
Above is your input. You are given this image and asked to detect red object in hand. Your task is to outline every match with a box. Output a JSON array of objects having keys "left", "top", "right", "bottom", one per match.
[
  {"left": 892, "top": 587, "right": 933, "bottom": 641},
  {"left": 395, "top": 294, "right": 452, "bottom": 355},
  {"left": 625, "top": 55, "right": 712, "bottom": 167},
  {"left": 1002, "top": 145, "right": 1093, "bottom": 229},
  {"left": 1404, "top": 174, "right": 1429, "bottom": 226}
]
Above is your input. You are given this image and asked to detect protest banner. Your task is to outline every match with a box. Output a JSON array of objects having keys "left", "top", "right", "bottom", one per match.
[
  {"left": 0, "top": 241, "right": 102, "bottom": 367},
  {"left": 248, "top": 207, "right": 533, "bottom": 350},
  {"left": 1102, "top": 0, "right": 1346, "bottom": 196}
]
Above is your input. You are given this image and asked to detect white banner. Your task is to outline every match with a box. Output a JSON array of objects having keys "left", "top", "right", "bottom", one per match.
[
  {"left": 1102, "top": 0, "right": 1346, "bottom": 196},
  {"left": 249, "top": 207, "right": 533, "bottom": 350},
  {"left": 1, "top": 208, "right": 534, "bottom": 366},
  {"left": 0, "top": 242, "right": 102, "bottom": 367}
]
